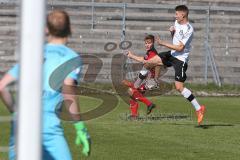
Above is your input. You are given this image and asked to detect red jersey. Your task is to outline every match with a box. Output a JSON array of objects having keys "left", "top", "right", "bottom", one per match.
[
  {"left": 144, "top": 47, "right": 158, "bottom": 78},
  {"left": 144, "top": 47, "right": 158, "bottom": 60}
]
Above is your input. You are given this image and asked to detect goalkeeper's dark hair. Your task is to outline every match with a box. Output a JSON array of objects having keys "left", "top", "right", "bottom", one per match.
[
  {"left": 47, "top": 10, "right": 71, "bottom": 38},
  {"left": 144, "top": 34, "right": 155, "bottom": 43},
  {"left": 175, "top": 5, "right": 189, "bottom": 17}
]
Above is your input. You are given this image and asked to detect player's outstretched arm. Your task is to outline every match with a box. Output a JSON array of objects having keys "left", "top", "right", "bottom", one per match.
[
  {"left": 62, "top": 78, "right": 91, "bottom": 156},
  {"left": 0, "top": 74, "right": 16, "bottom": 113},
  {"left": 144, "top": 55, "right": 163, "bottom": 65},
  {"left": 126, "top": 50, "right": 145, "bottom": 63},
  {"left": 156, "top": 36, "right": 184, "bottom": 52}
]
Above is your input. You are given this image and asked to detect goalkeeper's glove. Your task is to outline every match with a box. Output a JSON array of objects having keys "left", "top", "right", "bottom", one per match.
[{"left": 74, "top": 121, "right": 91, "bottom": 156}]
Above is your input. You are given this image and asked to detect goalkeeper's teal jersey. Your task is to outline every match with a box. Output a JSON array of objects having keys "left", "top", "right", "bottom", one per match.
[{"left": 8, "top": 44, "right": 81, "bottom": 134}]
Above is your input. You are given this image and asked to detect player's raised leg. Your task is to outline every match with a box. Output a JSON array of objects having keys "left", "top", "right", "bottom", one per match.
[{"left": 134, "top": 67, "right": 148, "bottom": 88}]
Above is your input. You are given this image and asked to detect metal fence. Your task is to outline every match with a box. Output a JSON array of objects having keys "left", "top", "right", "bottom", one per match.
[
  {"left": 1, "top": 0, "right": 240, "bottom": 84},
  {"left": 60, "top": 1, "right": 237, "bottom": 86}
]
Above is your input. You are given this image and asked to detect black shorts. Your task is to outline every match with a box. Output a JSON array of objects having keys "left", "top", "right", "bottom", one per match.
[{"left": 158, "top": 51, "right": 188, "bottom": 82}]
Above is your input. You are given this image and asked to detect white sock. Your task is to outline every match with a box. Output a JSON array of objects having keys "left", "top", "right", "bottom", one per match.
[
  {"left": 191, "top": 99, "right": 201, "bottom": 111},
  {"left": 134, "top": 68, "right": 148, "bottom": 88},
  {"left": 181, "top": 88, "right": 201, "bottom": 111},
  {"left": 134, "top": 78, "right": 143, "bottom": 88},
  {"left": 139, "top": 67, "right": 148, "bottom": 76}
]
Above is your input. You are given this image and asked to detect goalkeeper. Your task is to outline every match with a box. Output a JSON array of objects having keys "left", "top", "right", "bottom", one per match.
[{"left": 0, "top": 10, "right": 90, "bottom": 160}]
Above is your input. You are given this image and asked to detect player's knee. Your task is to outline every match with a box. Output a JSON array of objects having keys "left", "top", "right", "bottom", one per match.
[
  {"left": 138, "top": 72, "right": 147, "bottom": 80},
  {"left": 175, "top": 84, "right": 183, "bottom": 92},
  {"left": 139, "top": 67, "right": 148, "bottom": 79},
  {"left": 127, "top": 88, "right": 133, "bottom": 96}
]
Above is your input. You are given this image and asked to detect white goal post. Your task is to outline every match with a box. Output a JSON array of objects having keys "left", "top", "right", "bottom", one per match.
[{"left": 17, "top": 0, "right": 46, "bottom": 159}]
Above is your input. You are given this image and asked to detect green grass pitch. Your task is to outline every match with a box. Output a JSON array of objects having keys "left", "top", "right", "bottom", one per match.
[{"left": 0, "top": 95, "right": 240, "bottom": 160}]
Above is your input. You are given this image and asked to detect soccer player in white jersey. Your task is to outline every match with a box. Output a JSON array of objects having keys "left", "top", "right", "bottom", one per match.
[
  {"left": 127, "top": 5, "right": 205, "bottom": 125},
  {"left": 0, "top": 10, "right": 90, "bottom": 159}
]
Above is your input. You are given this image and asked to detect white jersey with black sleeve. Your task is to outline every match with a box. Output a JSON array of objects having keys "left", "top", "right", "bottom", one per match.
[{"left": 171, "top": 20, "right": 194, "bottom": 63}]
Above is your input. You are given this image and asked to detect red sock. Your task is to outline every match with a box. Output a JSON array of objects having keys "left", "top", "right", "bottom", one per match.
[
  {"left": 132, "top": 89, "right": 152, "bottom": 107},
  {"left": 129, "top": 99, "right": 139, "bottom": 116}
]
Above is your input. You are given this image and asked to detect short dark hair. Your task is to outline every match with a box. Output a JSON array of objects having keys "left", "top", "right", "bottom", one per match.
[
  {"left": 144, "top": 34, "right": 154, "bottom": 43},
  {"left": 175, "top": 5, "right": 189, "bottom": 16},
  {"left": 47, "top": 10, "right": 71, "bottom": 38}
]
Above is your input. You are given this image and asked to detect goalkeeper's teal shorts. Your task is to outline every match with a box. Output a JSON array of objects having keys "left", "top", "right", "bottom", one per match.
[
  {"left": 9, "top": 123, "right": 72, "bottom": 160},
  {"left": 42, "top": 133, "right": 72, "bottom": 160},
  {"left": 9, "top": 121, "right": 15, "bottom": 160}
]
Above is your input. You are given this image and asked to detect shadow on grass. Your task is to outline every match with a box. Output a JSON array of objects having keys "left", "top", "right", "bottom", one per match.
[
  {"left": 167, "top": 122, "right": 235, "bottom": 129},
  {"left": 195, "top": 124, "right": 234, "bottom": 129}
]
